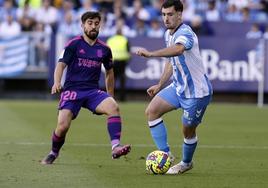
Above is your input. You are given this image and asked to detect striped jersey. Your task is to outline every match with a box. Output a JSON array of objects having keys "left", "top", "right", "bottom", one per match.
[{"left": 164, "top": 23, "right": 212, "bottom": 98}]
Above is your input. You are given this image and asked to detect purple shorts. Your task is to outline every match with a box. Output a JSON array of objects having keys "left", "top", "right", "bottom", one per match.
[{"left": 58, "top": 89, "right": 110, "bottom": 119}]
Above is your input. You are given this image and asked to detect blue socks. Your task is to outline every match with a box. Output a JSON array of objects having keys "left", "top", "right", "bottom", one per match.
[
  {"left": 148, "top": 118, "right": 170, "bottom": 152},
  {"left": 182, "top": 136, "right": 198, "bottom": 163},
  {"left": 148, "top": 118, "right": 198, "bottom": 164}
]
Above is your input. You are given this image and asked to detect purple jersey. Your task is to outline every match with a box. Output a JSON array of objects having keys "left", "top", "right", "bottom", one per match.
[{"left": 59, "top": 36, "right": 113, "bottom": 90}]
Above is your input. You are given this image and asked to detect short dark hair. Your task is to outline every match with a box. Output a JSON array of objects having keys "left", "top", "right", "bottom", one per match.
[
  {"left": 161, "top": 0, "right": 183, "bottom": 12},
  {"left": 81, "top": 11, "right": 101, "bottom": 23}
]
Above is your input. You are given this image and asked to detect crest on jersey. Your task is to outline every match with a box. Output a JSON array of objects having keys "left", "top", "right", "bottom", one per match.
[
  {"left": 97, "top": 49, "right": 103, "bottom": 57},
  {"left": 79, "top": 49, "right": 86, "bottom": 54}
]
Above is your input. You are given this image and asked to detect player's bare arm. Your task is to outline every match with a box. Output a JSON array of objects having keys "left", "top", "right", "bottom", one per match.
[
  {"left": 147, "top": 61, "right": 173, "bottom": 97},
  {"left": 105, "top": 68, "right": 115, "bottom": 97},
  {"left": 136, "top": 44, "right": 185, "bottom": 58},
  {"left": 51, "top": 62, "right": 67, "bottom": 94}
]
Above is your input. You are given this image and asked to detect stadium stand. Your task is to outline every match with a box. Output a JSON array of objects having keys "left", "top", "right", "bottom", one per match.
[{"left": 0, "top": 0, "right": 267, "bottom": 102}]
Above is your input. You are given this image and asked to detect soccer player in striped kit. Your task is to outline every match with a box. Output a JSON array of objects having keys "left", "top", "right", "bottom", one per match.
[
  {"left": 41, "top": 11, "right": 130, "bottom": 165},
  {"left": 136, "top": 0, "right": 212, "bottom": 174}
]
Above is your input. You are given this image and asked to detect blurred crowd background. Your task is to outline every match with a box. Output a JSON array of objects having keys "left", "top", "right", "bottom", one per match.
[
  {"left": 1, "top": 0, "right": 268, "bottom": 67},
  {"left": 0, "top": 0, "right": 268, "bottom": 39},
  {"left": 0, "top": 0, "right": 267, "bottom": 102}
]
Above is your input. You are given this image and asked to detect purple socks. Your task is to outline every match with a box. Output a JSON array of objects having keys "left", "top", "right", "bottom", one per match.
[{"left": 107, "top": 116, "right": 122, "bottom": 149}]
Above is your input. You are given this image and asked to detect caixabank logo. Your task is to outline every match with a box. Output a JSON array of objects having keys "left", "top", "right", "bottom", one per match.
[
  {"left": 125, "top": 47, "right": 263, "bottom": 83},
  {"left": 201, "top": 49, "right": 263, "bottom": 82}
]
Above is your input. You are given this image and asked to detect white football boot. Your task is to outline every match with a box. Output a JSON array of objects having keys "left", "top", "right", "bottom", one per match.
[{"left": 166, "top": 161, "right": 193, "bottom": 174}]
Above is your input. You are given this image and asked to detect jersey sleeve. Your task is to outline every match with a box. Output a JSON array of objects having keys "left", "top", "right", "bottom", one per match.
[
  {"left": 103, "top": 48, "right": 113, "bottom": 70},
  {"left": 58, "top": 42, "right": 76, "bottom": 65},
  {"left": 174, "top": 29, "right": 194, "bottom": 50}
]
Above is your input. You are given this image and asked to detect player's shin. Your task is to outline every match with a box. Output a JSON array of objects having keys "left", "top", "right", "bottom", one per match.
[
  {"left": 107, "top": 116, "right": 122, "bottom": 149},
  {"left": 148, "top": 118, "right": 170, "bottom": 152}
]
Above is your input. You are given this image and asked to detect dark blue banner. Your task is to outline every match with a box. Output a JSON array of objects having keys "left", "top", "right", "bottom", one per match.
[{"left": 117, "top": 37, "right": 267, "bottom": 92}]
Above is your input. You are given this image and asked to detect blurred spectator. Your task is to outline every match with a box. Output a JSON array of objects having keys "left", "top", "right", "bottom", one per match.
[
  {"left": 102, "top": 9, "right": 114, "bottom": 29},
  {"left": 104, "top": 0, "right": 128, "bottom": 30},
  {"left": 133, "top": 17, "right": 148, "bottom": 36},
  {"left": 246, "top": 23, "right": 262, "bottom": 39},
  {"left": 17, "top": 0, "right": 36, "bottom": 31},
  {"left": 194, "top": 0, "right": 208, "bottom": 15},
  {"left": 19, "top": 14, "right": 35, "bottom": 31},
  {"left": 181, "top": 0, "right": 195, "bottom": 22},
  {"left": 147, "top": 18, "right": 164, "bottom": 38},
  {"left": 216, "top": 0, "right": 228, "bottom": 19},
  {"left": 228, "top": 0, "right": 249, "bottom": 11},
  {"left": 98, "top": 11, "right": 111, "bottom": 37},
  {"left": 58, "top": 10, "right": 81, "bottom": 38},
  {"left": 225, "top": 4, "right": 243, "bottom": 22},
  {"left": 77, "top": 0, "right": 98, "bottom": 21},
  {"left": 112, "top": 0, "right": 127, "bottom": 21},
  {"left": 107, "top": 26, "right": 131, "bottom": 101},
  {"left": 111, "top": 16, "right": 136, "bottom": 37},
  {"left": 126, "top": 0, "right": 150, "bottom": 27},
  {"left": 145, "top": 1, "right": 161, "bottom": 21},
  {"left": 190, "top": 15, "right": 213, "bottom": 36},
  {"left": 1, "top": 0, "right": 268, "bottom": 42},
  {"left": 205, "top": 0, "right": 220, "bottom": 22},
  {"left": 227, "top": 0, "right": 267, "bottom": 22},
  {"left": 0, "top": 0, "right": 17, "bottom": 22},
  {"left": 17, "top": 0, "right": 36, "bottom": 20},
  {"left": 248, "top": 0, "right": 267, "bottom": 22},
  {"left": 241, "top": 7, "right": 251, "bottom": 22},
  {"left": 32, "top": 22, "right": 51, "bottom": 68},
  {"left": 0, "top": 14, "right": 21, "bottom": 39},
  {"left": 95, "top": 0, "right": 113, "bottom": 12},
  {"left": 35, "top": 0, "right": 58, "bottom": 31},
  {"left": 57, "top": 0, "right": 77, "bottom": 23},
  {"left": 53, "top": 0, "right": 62, "bottom": 8},
  {"left": 18, "top": 0, "right": 41, "bottom": 8}
]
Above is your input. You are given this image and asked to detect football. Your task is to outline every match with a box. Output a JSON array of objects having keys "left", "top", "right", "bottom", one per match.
[{"left": 146, "top": 150, "right": 171, "bottom": 174}]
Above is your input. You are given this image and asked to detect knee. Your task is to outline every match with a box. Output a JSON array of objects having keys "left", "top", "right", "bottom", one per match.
[
  {"left": 184, "top": 132, "right": 196, "bottom": 139},
  {"left": 145, "top": 106, "right": 159, "bottom": 119},
  {"left": 57, "top": 119, "right": 70, "bottom": 135},
  {"left": 108, "top": 102, "right": 120, "bottom": 115},
  {"left": 183, "top": 126, "right": 197, "bottom": 139}
]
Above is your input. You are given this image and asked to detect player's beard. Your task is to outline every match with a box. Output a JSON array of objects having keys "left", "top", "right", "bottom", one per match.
[{"left": 84, "top": 29, "right": 99, "bottom": 40}]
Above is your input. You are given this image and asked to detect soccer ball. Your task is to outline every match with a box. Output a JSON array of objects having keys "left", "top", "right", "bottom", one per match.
[{"left": 146, "top": 150, "right": 171, "bottom": 174}]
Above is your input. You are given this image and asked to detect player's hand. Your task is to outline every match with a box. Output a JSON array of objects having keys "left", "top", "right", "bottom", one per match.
[
  {"left": 136, "top": 48, "right": 152, "bottom": 58},
  {"left": 147, "top": 85, "right": 161, "bottom": 97},
  {"left": 51, "top": 83, "right": 62, "bottom": 94}
]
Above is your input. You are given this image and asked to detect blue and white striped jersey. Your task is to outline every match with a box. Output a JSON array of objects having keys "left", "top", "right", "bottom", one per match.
[{"left": 164, "top": 23, "right": 212, "bottom": 98}]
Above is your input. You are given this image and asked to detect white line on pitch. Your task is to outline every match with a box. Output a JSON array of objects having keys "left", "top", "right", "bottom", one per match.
[{"left": 0, "top": 142, "right": 267, "bottom": 150}]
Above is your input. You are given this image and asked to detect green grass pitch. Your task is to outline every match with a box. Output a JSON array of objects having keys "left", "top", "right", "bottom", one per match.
[{"left": 0, "top": 100, "right": 267, "bottom": 188}]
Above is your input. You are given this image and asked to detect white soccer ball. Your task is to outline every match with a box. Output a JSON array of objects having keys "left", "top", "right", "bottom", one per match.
[{"left": 146, "top": 150, "right": 171, "bottom": 174}]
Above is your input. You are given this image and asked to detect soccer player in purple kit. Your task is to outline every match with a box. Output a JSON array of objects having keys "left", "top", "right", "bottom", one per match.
[{"left": 41, "top": 11, "right": 131, "bottom": 165}]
